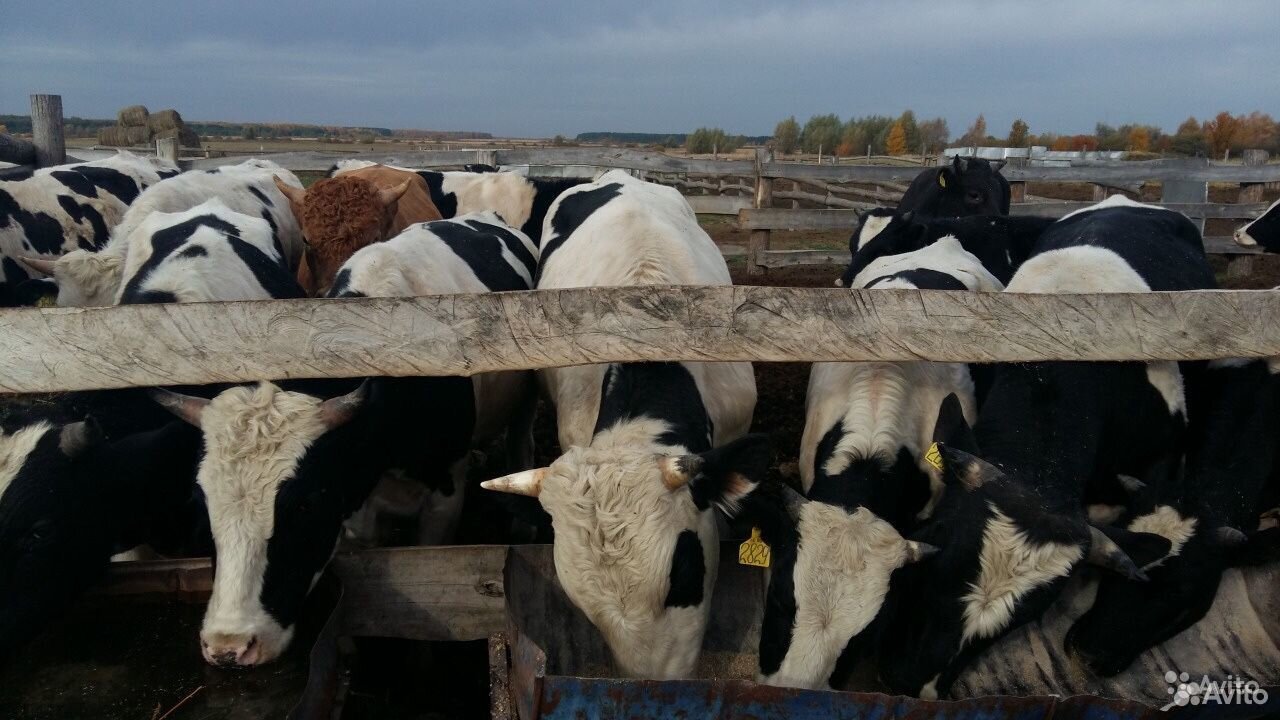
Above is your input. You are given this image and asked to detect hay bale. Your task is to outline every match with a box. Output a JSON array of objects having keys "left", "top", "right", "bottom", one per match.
[
  {"left": 178, "top": 127, "right": 201, "bottom": 149},
  {"left": 97, "top": 126, "right": 130, "bottom": 146},
  {"left": 148, "top": 109, "right": 183, "bottom": 132},
  {"left": 125, "top": 126, "right": 153, "bottom": 146},
  {"left": 117, "top": 105, "right": 150, "bottom": 127}
]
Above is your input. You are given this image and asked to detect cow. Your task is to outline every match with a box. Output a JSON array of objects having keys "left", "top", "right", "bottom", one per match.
[
  {"left": 330, "top": 160, "right": 584, "bottom": 247},
  {"left": 326, "top": 212, "right": 539, "bottom": 545},
  {"left": 836, "top": 212, "right": 1054, "bottom": 288},
  {"left": 273, "top": 164, "right": 442, "bottom": 295},
  {"left": 1065, "top": 356, "right": 1280, "bottom": 676},
  {"left": 114, "top": 198, "right": 304, "bottom": 304},
  {"left": 22, "top": 159, "right": 304, "bottom": 307},
  {"left": 876, "top": 196, "right": 1209, "bottom": 699},
  {"left": 1234, "top": 197, "right": 1280, "bottom": 253},
  {"left": 0, "top": 152, "right": 177, "bottom": 304},
  {"left": 745, "top": 239, "right": 1000, "bottom": 690},
  {"left": 482, "top": 170, "right": 763, "bottom": 680},
  {"left": 899, "top": 155, "right": 1011, "bottom": 218},
  {"left": 146, "top": 212, "right": 540, "bottom": 668},
  {"left": 0, "top": 417, "right": 205, "bottom": 664}
]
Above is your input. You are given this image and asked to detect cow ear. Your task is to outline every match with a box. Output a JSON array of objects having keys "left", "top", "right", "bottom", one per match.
[
  {"left": 59, "top": 417, "right": 102, "bottom": 458},
  {"left": 934, "top": 443, "right": 1001, "bottom": 492},
  {"left": 1092, "top": 523, "right": 1171, "bottom": 571},
  {"left": 932, "top": 393, "right": 978, "bottom": 456},
  {"left": 936, "top": 168, "right": 952, "bottom": 189},
  {"left": 661, "top": 434, "right": 771, "bottom": 517},
  {"left": 1086, "top": 525, "right": 1168, "bottom": 580},
  {"left": 1224, "top": 527, "right": 1280, "bottom": 567}
]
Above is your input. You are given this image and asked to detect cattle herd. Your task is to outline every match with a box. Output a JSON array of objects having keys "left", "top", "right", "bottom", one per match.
[{"left": 0, "top": 151, "right": 1279, "bottom": 703}]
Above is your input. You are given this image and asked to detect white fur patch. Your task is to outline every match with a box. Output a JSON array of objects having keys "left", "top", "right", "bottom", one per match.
[
  {"left": 0, "top": 422, "right": 54, "bottom": 502},
  {"left": 856, "top": 213, "right": 893, "bottom": 250},
  {"left": 759, "top": 503, "right": 912, "bottom": 689},
  {"left": 1127, "top": 505, "right": 1197, "bottom": 568},
  {"left": 197, "top": 382, "right": 331, "bottom": 666},
  {"left": 850, "top": 236, "right": 1005, "bottom": 293},
  {"left": 1057, "top": 194, "right": 1167, "bottom": 223},
  {"left": 1006, "top": 245, "right": 1150, "bottom": 294},
  {"left": 961, "top": 505, "right": 1084, "bottom": 643},
  {"left": 1145, "top": 361, "right": 1186, "bottom": 416}
]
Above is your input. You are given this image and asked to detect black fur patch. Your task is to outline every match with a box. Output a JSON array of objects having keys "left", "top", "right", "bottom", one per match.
[
  {"left": 431, "top": 220, "right": 533, "bottom": 292},
  {"left": 594, "top": 362, "right": 712, "bottom": 453},
  {"left": 226, "top": 235, "right": 305, "bottom": 299},
  {"left": 664, "top": 530, "right": 705, "bottom": 608},
  {"left": 416, "top": 171, "right": 457, "bottom": 218},
  {"left": 56, "top": 194, "right": 110, "bottom": 249},
  {"left": 177, "top": 245, "right": 208, "bottom": 259},
  {"left": 50, "top": 167, "right": 141, "bottom": 204},
  {"left": 249, "top": 186, "right": 274, "bottom": 207},
  {"left": 0, "top": 188, "right": 67, "bottom": 255},
  {"left": 328, "top": 268, "right": 356, "bottom": 297},
  {"left": 523, "top": 178, "right": 585, "bottom": 245},
  {"left": 864, "top": 268, "right": 968, "bottom": 290},
  {"left": 537, "top": 183, "right": 623, "bottom": 282},
  {"left": 259, "top": 207, "right": 284, "bottom": 259},
  {"left": 468, "top": 219, "right": 537, "bottom": 281},
  {"left": 119, "top": 214, "right": 238, "bottom": 302}
]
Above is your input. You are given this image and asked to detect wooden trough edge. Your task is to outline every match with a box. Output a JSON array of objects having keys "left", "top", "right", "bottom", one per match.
[{"left": 2, "top": 286, "right": 1280, "bottom": 393}]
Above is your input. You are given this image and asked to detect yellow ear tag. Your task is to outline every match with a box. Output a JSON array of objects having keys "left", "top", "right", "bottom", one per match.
[
  {"left": 35, "top": 295, "right": 57, "bottom": 308},
  {"left": 739, "top": 527, "right": 771, "bottom": 568},
  {"left": 938, "top": 173, "right": 947, "bottom": 188},
  {"left": 924, "top": 442, "right": 944, "bottom": 472}
]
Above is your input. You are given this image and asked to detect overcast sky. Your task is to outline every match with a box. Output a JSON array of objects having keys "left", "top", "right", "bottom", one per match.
[{"left": 3, "top": 1, "right": 1277, "bottom": 138}]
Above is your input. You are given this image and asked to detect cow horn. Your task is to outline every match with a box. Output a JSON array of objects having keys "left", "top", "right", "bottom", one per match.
[
  {"left": 59, "top": 418, "right": 102, "bottom": 457},
  {"left": 318, "top": 379, "right": 371, "bottom": 431},
  {"left": 273, "top": 176, "right": 306, "bottom": 205},
  {"left": 1117, "top": 474, "right": 1146, "bottom": 494},
  {"left": 377, "top": 179, "right": 412, "bottom": 207},
  {"left": 778, "top": 482, "right": 807, "bottom": 521},
  {"left": 150, "top": 388, "right": 210, "bottom": 428},
  {"left": 481, "top": 468, "right": 548, "bottom": 497},
  {"left": 1215, "top": 526, "right": 1249, "bottom": 548},
  {"left": 905, "top": 540, "right": 940, "bottom": 564},
  {"left": 1086, "top": 526, "right": 1148, "bottom": 581},
  {"left": 659, "top": 455, "right": 703, "bottom": 491},
  {"left": 19, "top": 256, "right": 58, "bottom": 277}
]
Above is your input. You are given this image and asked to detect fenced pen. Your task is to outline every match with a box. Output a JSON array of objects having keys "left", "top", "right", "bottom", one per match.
[{"left": 4, "top": 95, "right": 1280, "bottom": 718}]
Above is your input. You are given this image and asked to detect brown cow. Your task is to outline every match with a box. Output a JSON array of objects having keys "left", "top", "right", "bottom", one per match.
[{"left": 274, "top": 165, "right": 442, "bottom": 295}]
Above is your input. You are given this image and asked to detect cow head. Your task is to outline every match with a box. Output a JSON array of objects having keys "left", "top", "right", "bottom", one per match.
[
  {"left": 0, "top": 420, "right": 105, "bottom": 660},
  {"left": 483, "top": 432, "right": 771, "bottom": 679},
  {"left": 19, "top": 249, "right": 124, "bottom": 307},
  {"left": 932, "top": 156, "right": 1009, "bottom": 216},
  {"left": 742, "top": 482, "right": 938, "bottom": 689},
  {"left": 274, "top": 175, "right": 410, "bottom": 295},
  {"left": 876, "top": 395, "right": 1164, "bottom": 699},
  {"left": 1234, "top": 198, "right": 1280, "bottom": 253},
  {"left": 151, "top": 380, "right": 374, "bottom": 667}
]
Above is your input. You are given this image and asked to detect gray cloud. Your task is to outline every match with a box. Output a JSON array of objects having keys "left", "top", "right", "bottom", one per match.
[{"left": 3, "top": 1, "right": 1277, "bottom": 138}]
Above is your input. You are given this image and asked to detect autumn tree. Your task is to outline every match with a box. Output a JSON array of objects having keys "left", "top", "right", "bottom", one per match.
[
  {"left": 1234, "top": 111, "right": 1277, "bottom": 152},
  {"left": 1171, "top": 116, "right": 1208, "bottom": 156},
  {"left": 686, "top": 127, "right": 741, "bottom": 154},
  {"left": 886, "top": 122, "right": 908, "bottom": 155},
  {"left": 1203, "top": 111, "right": 1239, "bottom": 157},
  {"left": 801, "top": 114, "right": 843, "bottom": 155},
  {"left": 1007, "top": 118, "right": 1030, "bottom": 147},
  {"left": 898, "top": 110, "right": 921, "bottom": 153},
  {"left": 836, "top": 122, "right": 867, "bottom": 157},
  {"left": 918, "top": 117, "right": 950, "bottom": 153},
  {"left": 1127, "top": 126, "right": 1151, "bottom": 152},
  {"left": 773, "top": 116, "right": 800, "bottom": 155},
  {"left": 959, "top": 114, "right": 987, "bottom": 146}
]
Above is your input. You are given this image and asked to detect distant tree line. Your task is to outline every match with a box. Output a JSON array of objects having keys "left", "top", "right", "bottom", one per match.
[
  {"left": 575, "top": 131, "right": 772, "bottom": 149},
  {"left": 0, "top": 114, "right": 492, "bottom": 142},
  {"left": 771, "top": 111, "right": 951, "bottom": 157}
]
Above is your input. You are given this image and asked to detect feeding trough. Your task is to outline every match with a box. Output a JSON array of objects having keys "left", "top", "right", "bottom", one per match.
[{"left": 492, "top": 544, "right": 1280, "bottom": 719}]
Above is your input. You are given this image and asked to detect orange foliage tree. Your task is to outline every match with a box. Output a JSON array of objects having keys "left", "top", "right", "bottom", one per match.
[
  {"left": 886, "top": 122, "right": 908, "bottom": 155},
  {"left": 1203, "top": 111, "right": 1239, "bottom": 157},
  {"left": 1128, "top": 127, "right": 1151, "bottom": 152}
]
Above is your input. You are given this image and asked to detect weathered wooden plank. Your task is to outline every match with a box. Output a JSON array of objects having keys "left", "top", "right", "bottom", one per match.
[
  {"left": 29, "top": 94, "right": 65, "bottom": 168},
  {"left": 184, "top": 149, "right": 492, "bottom": 172},
  {"left": 758, "top": 239, "right": 1260, "bottom": 268},
  {"left": 330, "top": 545, "right": 507, "bottom": 642},
  {"left": 0, "top": 132, "right": 36, "bottom": 166},
  {"left": 765, "top": 159, "right": 1280, "bottom": 184},
  {"left": 740, "top": 206, "right": 1269, "bottom": 230},
  {"left": 500, "top": 147, "right": 756, "bottom": 176},
  {"left": 3, "top": 287, "right": 1280, "bottom": 394}
]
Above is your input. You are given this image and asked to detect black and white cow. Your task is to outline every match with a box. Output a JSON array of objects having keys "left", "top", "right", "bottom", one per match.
[
  {"left": 331, "top": 159, "right": 583, "bottom": 247},
  {"left": 328, "top": 211, "right": 539, "bottom": 545},
  {"left": 116, "top": 198, "right": 304, "bottom": 304},
  {"left": 746, "top": 238, "right": 1001, "bottom": 690},
  {"left": 0, "top": 416, "right": 205, "bottom": 663},
  {"left": 0, "top": 152, "right": 177, "bottom": 304},
  {"left": 1065, "top": 356, "right": 1280, "bottom": 676},
  {"left": 898, "top": 156, "right": 1011, "bottom": 218},
  {"left": 483, "top": 170, "right": 764, "bottom": 680},
  {"left": 836, "top": 212, "right": 1053, "bottom": 288},
  {"left": 877, "top": 196, "right": 1209, "bottom": 699},
  {"left": 1234, "top": 197, "right": 1280, "bottom": 253},
  {"left": 146, "top": 212, "right": 538, "bottom": 668},
  {"left": 24, "top": 159, "right": 304, "bottom": 307}
]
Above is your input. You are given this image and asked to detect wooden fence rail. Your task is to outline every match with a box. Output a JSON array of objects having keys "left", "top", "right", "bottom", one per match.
[{"left": 1, "top": 286, "right": 1278, "bottom": 394}]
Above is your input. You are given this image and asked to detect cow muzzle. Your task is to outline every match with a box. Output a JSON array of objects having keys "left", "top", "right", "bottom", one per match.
[{"left": 201, "top": 632, "right": 261, "bottom": 668}]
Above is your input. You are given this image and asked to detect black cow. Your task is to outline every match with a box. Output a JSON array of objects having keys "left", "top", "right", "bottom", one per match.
[
  {"left": 877, "top": 197, "right": 1212, "bottom": 699},
  {"left": 1066, "top": 357, "right": 1280, "bottom": 675},
  {"left": 899, "top": 156, "right": 1011, "bottom": 218},
  {"left": 1234, "top": 198, "right": 1280, "bottom": 253}
]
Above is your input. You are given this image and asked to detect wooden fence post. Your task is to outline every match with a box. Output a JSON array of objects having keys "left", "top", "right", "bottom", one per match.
[
  {"left": 30, "top": 94, "right": 65, "bottom": 168},
  {"left": 1009, "top": 181, "right": 1027, "bottom": 204},
  {"left": 1239, "top": 150, "right": 1269, "bottom": 204},
  {"left": 748, "top": 147, "right": 774, "bottom": 277},
  {"left": 155, "top": 137, "right": 179, "bottom": 164},
  {"left": 1162, "top": 156, "right": 1209, "bottom": 234}
]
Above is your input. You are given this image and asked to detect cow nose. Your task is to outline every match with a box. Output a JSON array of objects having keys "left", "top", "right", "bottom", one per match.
[{"left": 201, "top": 633, "right": 260, "bottom": 667}]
